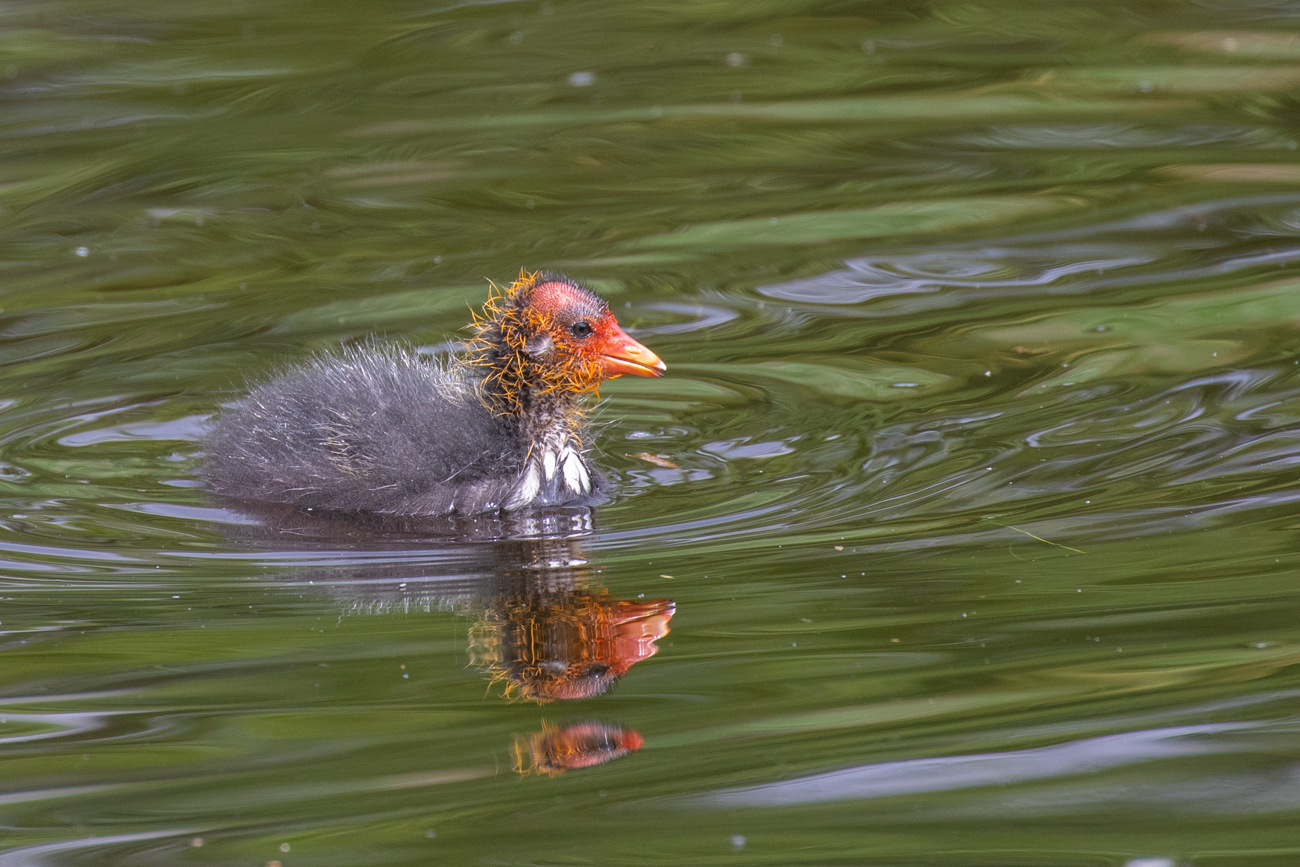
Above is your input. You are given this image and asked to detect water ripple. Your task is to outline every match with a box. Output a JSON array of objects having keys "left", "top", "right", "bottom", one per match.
[{"left": 688, "top": 723, "right": 1247, "bottom": 808}]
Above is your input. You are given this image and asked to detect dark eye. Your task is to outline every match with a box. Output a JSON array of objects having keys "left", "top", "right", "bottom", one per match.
[{"left": 568, "top": 320, "right": 593, "bottom": 339}]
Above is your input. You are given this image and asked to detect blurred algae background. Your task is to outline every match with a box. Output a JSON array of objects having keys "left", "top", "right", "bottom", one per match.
[{"left": 3, "top": 0, "right": 1300, "bottom": 865}]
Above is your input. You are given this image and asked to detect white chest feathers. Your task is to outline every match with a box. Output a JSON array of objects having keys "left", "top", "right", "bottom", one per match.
[{"left": 506, "top": 442, "right": 592, "bottom": 509}]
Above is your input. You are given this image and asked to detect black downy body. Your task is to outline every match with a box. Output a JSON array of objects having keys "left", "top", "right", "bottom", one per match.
[{"left": 203, "top": 274, "right": 627, "bottom": 516}]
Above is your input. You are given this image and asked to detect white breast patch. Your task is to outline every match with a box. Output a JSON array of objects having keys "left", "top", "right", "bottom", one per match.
[
  {"left": 506, "top": 463, "right": 542, "bottom": 509},
  {"left": 539, "top": 444, "right": 591, "bottom": 494},
  {"left": 508, "top": 439, "right": 591, "bottom": 508},
  {"left": 560, "top": 446, "right": 591, "bottom": 494}
]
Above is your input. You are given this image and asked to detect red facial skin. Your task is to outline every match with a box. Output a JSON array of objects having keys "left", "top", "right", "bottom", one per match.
[
  {"left": 466, "top": 271, "right": 666, "bottom": 417},
  {"left": 527, "top": 280, "right": 666, "bottom": 380}
]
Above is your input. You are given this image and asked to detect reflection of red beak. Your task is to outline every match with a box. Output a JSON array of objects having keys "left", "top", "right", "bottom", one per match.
[
  {"left": 530, "top": 598, "right": 675, "bottom": 702},
  {"left": 514, "top": 722, "right": 644, "bottom": 776},
  {"left": 599, "top": 323, "right": 666, "bottom": 379},
  {"left": 611, "top": 599, "right": 675, "bottom": 670}
]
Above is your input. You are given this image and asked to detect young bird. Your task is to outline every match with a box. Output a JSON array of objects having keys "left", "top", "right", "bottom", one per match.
[{"left": 204, "top": 271, "right": 665, "bottom": 515}]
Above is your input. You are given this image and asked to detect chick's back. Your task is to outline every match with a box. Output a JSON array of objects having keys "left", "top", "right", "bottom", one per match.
[{"left": 204, "top": 347, "right": 523, "bottom": 515}]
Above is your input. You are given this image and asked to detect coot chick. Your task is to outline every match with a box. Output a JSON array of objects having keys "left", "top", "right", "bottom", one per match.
[{"left": 204, "top": 271, "right": 664, "bottom": 515}]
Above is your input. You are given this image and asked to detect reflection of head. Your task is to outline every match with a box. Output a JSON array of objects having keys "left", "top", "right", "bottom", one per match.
[
  {"left": 470, "top": 590, "right": 674, "bottom": 702},
  {"left": 512, "top": 721, "right": 644, "bottom": 776},
  {"left": 209, "top": 503, "right": 675, "bottom": 703}
]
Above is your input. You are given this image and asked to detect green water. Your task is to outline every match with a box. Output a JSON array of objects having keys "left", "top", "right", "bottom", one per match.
[{"left": 3, "top": 0, "right": 1300, "bottom": 864}]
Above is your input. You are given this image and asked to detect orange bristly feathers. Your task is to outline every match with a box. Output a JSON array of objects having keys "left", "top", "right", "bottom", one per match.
[{"left": 463, "top": 270, "right": 605, "bottom": 418}]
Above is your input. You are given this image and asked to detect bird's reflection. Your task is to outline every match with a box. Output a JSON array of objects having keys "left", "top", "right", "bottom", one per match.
[
  {"left": 512, "top": 721, "right": 644, "bottom": 776},
  {"left": 467, "top": 534, "right": 673, "bottom": 703},
  {"left": 217, "top": 502, "right": 672, "bottom": 773}
]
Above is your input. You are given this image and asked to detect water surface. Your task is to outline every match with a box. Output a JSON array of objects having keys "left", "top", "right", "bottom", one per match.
[{"left": 3, "top": 1, "right": 1300, "bottom": 864}]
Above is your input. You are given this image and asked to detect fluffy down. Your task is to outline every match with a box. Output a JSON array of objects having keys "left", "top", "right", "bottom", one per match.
[{"left": 203, "top": 346, "right": 604, "bottom": 516}]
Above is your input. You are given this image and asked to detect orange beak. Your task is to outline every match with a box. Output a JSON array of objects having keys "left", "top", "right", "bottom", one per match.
[{"left": 598, "top": 323, "right": 666, "bottom": 379}]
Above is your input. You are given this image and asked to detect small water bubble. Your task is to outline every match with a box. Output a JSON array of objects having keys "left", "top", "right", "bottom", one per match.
[
  {"left": 731, "top": 835, "right": 746, "bottom": 849},
  {"left": 195, "top": 216, "right": 204, "bottom": 227},
  {"left": 4, "top": 64, "right": 16, "bottom": 78},
  {"left": 426, "top": 828, "right": 437, "bottom": 838},
  {"left": 769, "top": 34, "right": 782, "bottom": 48},
  {"left": 726, "top": 52, "right": 746, "bottom": 66},
  {"left": 1137, "top": 80, "right": 1153, "bottom": 92},
  {"left": 862, "top": 39, "right": 875, "bottom": 53},
  {"left": 280, "top": 843, "right": 290, "bottom": 853},
  {"left": 1125, "top": 859, "right": 1175, "bottom": 867},
  {"left": 74, "top": 247, "right": 89, "bottom": 257},
  {"left": 433, "top": 255, "right": 442, "bottom": 264},
  {"left": 1290, "top": 141, "right": 1297, "bottom": 151},
  {"left": 191, "top": 838, "right": 203, "bottom": 847},
  {"left": 568, "top": 71, "right": 595, "bottom": 87},
  {"left": 525, "top": 198, "right": 535, "bottom": 209},
  {"left": 509, "top": 30, "right": 524, "bottom": 45}
]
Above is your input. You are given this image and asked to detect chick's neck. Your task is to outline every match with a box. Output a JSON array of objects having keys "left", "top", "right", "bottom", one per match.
[{"left": 469, "top": 318, "right": 593, "bottom": 446}]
